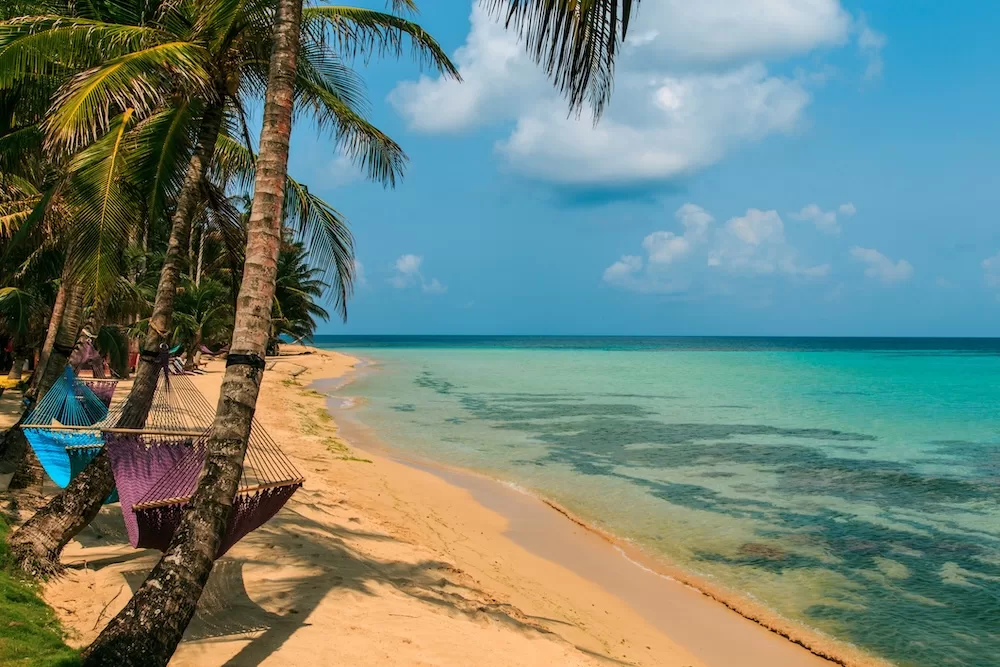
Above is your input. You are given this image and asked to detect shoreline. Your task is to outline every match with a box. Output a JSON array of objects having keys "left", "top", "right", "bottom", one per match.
[
  {"left": 29, "top": 345, "right": 885, "bottom": 666},
  {"left": 318, "top": 351, "right": 889, "bottom": 667}
]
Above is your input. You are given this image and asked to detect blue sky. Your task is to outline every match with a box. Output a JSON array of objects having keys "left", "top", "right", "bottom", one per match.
[{"left": 287, "top": 1, "right": 1000, "bottom": 336}]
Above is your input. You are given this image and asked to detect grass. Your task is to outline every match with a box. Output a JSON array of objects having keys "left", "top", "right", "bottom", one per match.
[{"left": 0, "top": 515, "right": 79, "bottom": 667}]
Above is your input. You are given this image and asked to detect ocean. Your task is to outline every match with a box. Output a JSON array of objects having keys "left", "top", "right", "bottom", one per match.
[{"left": 314, "top": 336, "right": 1000, "bottom": 667}]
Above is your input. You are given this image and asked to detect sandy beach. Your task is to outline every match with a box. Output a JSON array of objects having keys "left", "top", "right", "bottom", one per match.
[{"left": 12, "top": 347, "right": 879, "bottom": 666}]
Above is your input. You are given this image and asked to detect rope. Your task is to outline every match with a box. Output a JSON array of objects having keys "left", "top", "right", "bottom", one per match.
[{"left": 24, "top": 368, "right": 108, "bottom": 427}]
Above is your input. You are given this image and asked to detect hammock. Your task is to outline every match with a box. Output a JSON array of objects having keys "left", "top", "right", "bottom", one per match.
[
  {"left": 107, "top": 422, "right": 302, "bottom": 557},
  {"left": 83, "top": 379, "right": 118, "bottom": 407},
  {"left": 22, "top": 368, "right": 213, "bottom": 501},
  {"left": 21, "top": 368, "right": 110, "bottom": 488},
  {"left": 102, "top": 369, "right": 302, "bottom": 557}
]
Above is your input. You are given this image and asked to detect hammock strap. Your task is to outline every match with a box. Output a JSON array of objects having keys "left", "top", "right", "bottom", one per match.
[
  {"left": 53, "top": 342, "right": 76, "bottom": 357},
  {"left": 226, "top": 353, "right": 266, "bottom": 371}
]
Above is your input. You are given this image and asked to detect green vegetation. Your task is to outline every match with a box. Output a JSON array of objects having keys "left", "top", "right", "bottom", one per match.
[{"left": 0, "top": 515, "right": 79, "bottom": 666}]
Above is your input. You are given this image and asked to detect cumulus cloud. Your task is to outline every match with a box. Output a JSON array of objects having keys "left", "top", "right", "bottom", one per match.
[
  {"left": 390, "top": 254, "right": 447, "bottom": 293},
  {"left": 502, "top": 66, "right": 810, "bottom": 185},
  {"left": 709, "top": 209, "right": 830, "bottom": 277},
  {"left": 857, "top": 14, "right": 887, "bottom": 81},
  {"left": 603, "top": 204, "right": 716, "bottom": 292},
  {"left": 604, "top": 203, "right": 828, "bottom": 293},
  {"left": 789, "top": 202, "right": 857, "bottom": 234},
  {"left": 982, "top": 252, "right": 1000, "bottom": 288},
  {"left": 625, "top": 0, "right": 851, "bottom": 65},
  {"left": 389, "top": 2, "right": 874, "bottom": 187},
  {"left": 851, "top": 247, "right": 913, "bottom": 284}
]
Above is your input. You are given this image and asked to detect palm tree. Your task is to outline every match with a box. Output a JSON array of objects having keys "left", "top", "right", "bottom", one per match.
[
  {"left": 55, "top": 0, "right": 625, "bottom": 660},
  {"left": 169, "top": 277, "right": 233, "bottom": 369},
  {"left": 4, "top": 0, "right": 456, "bottom": 572},
  {"left": 81, "top": 0, "right": 455, "bottom": 660},
  {"left": 82, "top": 0, "right": 312, "bottom": 659},
  {"left": 268, "top": 240, "right": 329, "bottom": 352}
]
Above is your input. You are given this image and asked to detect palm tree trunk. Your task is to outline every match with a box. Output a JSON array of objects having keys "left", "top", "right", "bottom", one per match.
[
  {"left": 6, "top": 347, "right": 26, "bottom": 381},
  {"left": 195, "top": 225, "right": 206, "bottom": 286},
  {"left": 32, "top": 280, "right": 85, "bottom": 400},
  {"left": 184, "top": 331, "right": 202, "bottom": 371},
  {"left": 30, "top": 269, "right": 70, "bottom": 398},
  {"left": 187, "top": 218, "right": 196, "bottom": 279},
  {"left": 84, "top": 301, "right": 109, "bottom": 378},
  {"left": 119, "top": 101, "right": 224, "bottom": 429},
  {"left": 82, "top": 0, "right": 303, "bottom": 661},
  {"left": 7, "top": 103, "right": 226, "bottom": 574}
]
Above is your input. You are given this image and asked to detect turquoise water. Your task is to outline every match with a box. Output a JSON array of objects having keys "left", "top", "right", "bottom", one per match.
[{"left": 317, "top": 337, "right": 1000, "bottom": 667}]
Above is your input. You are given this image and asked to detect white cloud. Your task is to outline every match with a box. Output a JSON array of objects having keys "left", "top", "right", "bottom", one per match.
[
  {"left": 605, "top": 203, "right": 827, "bottom": 293},
  {"left": 789, "top": 202, "right": 856, "bottom": 234},
  {"left": 353, "top": 260, "right": 367, "bottom": 287},
  {"left": 390, "top": 254, "right": 447, "bottom": 293},
  {"left": 387, "top": 8, "right": 545, "bottom": 134},
  {"left": 389, "top": 2, "right": 874, "bottom": 186},
  {"left": 851, "top": 247, "right": 913, "bottom": 284},
  {"left": 982, "top": 252, "right": 1000, "bottom": 288},
  {"left": 604, "top": 204, "right": 715, "bottom": 292},
  {"left": 497, "top": 65, "right": 810, "bottom": 185},
  {"left": 857, "top": 14, "right": 887, "bottom": 81},
  {"left": 709, "top": 208, "right": 829, "bottom": 277},
  {"left": 423, "top": 278, "right": 447, "bottom": 294},
  {"left": 603, "top": 255, "right": 645, "bottom": 285},
  {"left": 626, "top": 0, "right": 851, "bottom": 65}
]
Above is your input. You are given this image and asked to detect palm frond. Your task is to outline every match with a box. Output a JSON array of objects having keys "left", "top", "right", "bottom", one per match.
[
  {"left": 0, "top": 286, "right": 46, "bottom": 336},
  {"left": 301, "top": 6, "right": 459, "bottom": 78},
  {"left": 0, "top": 16, "right": 176, "bottom": 87},
  {"left": 63, "top": 109, "right": 139, "bottom": 299},
  {"left": 0, "top": 124, "right": 44, "bottom": 172},
  {"left": 44, "top": 40, "right": 213, "bottom": 151},
  {"left": 482, "top": 0, "right": 639, "bottom": 118},
  {"left": 294, "top": 46, "right": 406, "bottom": 187},
  {"left": 95, "top": 323, "right": 129, "bottom": 376},
  {"left": 212, "top": 132, "right": 256, "bottom": 191},
  {"left": 129, "top": 101, "right": 196, "bottom": 227},
  {"left": 283, "top": 177, "right": 354, "bottom": 321}
]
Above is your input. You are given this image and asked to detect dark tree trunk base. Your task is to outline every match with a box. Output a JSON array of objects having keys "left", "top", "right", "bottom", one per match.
[{"left": 8, "top": 449, "right": 116, "bottom": 576}]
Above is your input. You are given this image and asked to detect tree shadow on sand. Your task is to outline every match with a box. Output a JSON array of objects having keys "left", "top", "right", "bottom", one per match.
[{"left": 89, "top": 494, "right": 613, "bottom": 667}]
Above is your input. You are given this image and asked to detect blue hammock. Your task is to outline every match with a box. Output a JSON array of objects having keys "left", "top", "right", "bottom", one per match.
[{"left": 22, "top": 368, "right": 116, "bottom": 499}]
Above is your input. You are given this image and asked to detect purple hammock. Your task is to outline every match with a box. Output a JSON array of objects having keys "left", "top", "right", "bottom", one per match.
[
  {"left": 82, "top": 379, "right": 118, "bottom": 408},
  {"left": 105, "top": 430, "right": 302, "bottom": 557}
]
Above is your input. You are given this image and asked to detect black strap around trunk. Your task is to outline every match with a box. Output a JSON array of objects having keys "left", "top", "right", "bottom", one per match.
[{"left": 225, "top": 353, "right": 266, "bottom": 371}]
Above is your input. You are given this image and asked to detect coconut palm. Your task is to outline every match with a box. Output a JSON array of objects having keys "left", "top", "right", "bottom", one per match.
[
  {"left": 4, "top": 0, "right": 457, "bottom": 572},
  {"left": 82, "top": 0, "right": 446, "bottom": 660},
  {"left": 269, "top": 240, "right": 329, "bottom": 352},
  {"left": 82, "top": 0, "right": 313, "bottom": 658},
  {"left": 55, "top": 0, "right": 625, "bottom": 660},
  {"left": 169, "top": 277, "right": 234, "bottom": 369}
]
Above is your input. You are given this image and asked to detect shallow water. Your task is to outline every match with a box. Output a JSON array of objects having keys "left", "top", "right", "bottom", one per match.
[{"left": 316, "top": 336, "right": 1000, "bottom": 667}]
